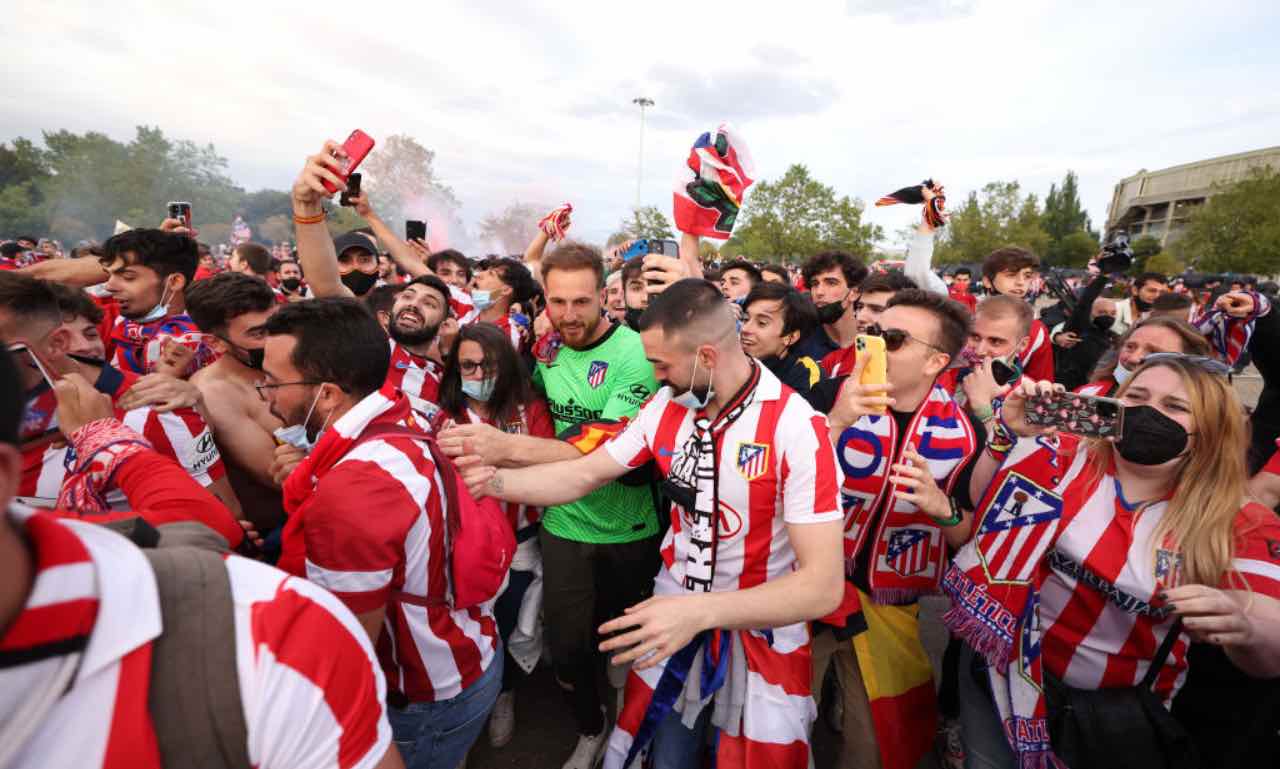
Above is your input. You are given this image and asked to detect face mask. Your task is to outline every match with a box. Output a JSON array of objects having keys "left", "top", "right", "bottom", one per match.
[
  {"left": 138, "top": 281, "right": 174, "bottom": 322},
  {"left": 461, "top": 377, "right": 497, "bottom": 402},
  {"left": 1092, "top": 315, "right": 1116, "bottom": 332},
  {"left": 272, "top": 386, "right": 327, "bottom": 452},
  {"left": 281, "top": 278, "right": 302, "bottom": 292},
  {"left": 817, "top": 300, "right": 846, "bottom": 325},
  {"left": 1115, "top": 405, "right": 1190, "bottom": 466},
  {"left": 671, "top": 353, "right": 715, "bottom": 410},
  {"left": 472, "top": 289, "right": 494, "bottom": 311},
  {"left": 1113, "top": 362, "right": 1135, "bottom": 387},
  {"left": 624, "top": 307, "right": 644, "bottom": 331},
  {"left": 340, "top": 269, "right": 378, "bottom": 296},
  {"left": 218, "top": 336, "right": 264, "bottom": 370}
]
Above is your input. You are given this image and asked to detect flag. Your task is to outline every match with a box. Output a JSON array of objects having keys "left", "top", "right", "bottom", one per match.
[
  {"left": 673, "top": 124, "right": 755, "bottom": 240},
  {"left": 875, "top": 179, "right": 948, "bottom": 228}
]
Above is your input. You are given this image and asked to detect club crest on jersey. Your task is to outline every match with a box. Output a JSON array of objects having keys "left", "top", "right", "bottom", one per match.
[
  {"left": 976, "top": 473, "right": 1063, "bottom": 584},
  {"left": 736, "top": 441, "right": 769, "bottom": 481},
  {"left": 587, "top": 360, "right": 608, "bottom": 389},
  {"left": 1155, "top": 548, "right": 1185, "bottom": 588}
]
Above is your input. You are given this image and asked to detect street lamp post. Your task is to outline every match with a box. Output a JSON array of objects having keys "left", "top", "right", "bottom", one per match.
[{"left": 632, "top": 97, "right": 654, "bottom": 214}]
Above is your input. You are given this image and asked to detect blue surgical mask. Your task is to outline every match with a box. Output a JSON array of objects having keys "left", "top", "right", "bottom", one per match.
[
  {"left": 461, "top": 377, "right": 497, "bottom": 402},
  {"left": 138, "top": 281, "right": 174, "bottom": 323},
  {"left": 671, "top": 353, "right": 714, "bottom": 410},
  {"left": 472, "top": 289, "right": 494, "bottom": 311},
  {"left": 272, "top": 386, "right": 328, "bottom": 453}
]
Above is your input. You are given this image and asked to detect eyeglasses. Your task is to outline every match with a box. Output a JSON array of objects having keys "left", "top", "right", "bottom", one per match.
[
  {"left": 458, "top": 359, "right": 493, "bottom": 376},
  {"left": 1140, "top": 353, "right": 1231, "bottom": 377},
  {"left": 872, "top": 326, "right": 946, "bottom": 354},
  {"left": 254, "top": 379, "right": 322, "bottom": 399}
]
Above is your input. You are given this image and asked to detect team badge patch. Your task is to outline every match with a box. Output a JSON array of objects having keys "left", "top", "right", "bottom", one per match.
[
  {"left": 883, "top": 526, "right": 937, "bottom": 577},
  {"left": 1155, "top": 548, "right": 1185, "bottom": 588},
  {"left": 976, "top": 473, "right": 1063, "bottom": 584},
  {"left": 587, "top": 360, "right": 608, "bottom": 389},
  {"left": 735, "top": 442, "right": 769, "bottom": 481}
]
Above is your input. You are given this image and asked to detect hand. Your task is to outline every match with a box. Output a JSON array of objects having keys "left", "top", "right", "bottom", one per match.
[
  {"left": 1052, "top": 331, "right": 1081, "bottom": 349},
  {"left": 599, "top": 594, "right": 709, "bottom": 670},
  {"left": 888, "top": 448, "right": 951, "bottom": 520},
  {"left": 117, "top": 373, "right": 203, "bottom": 413},
  {"left": 152, "top": 337, "right": 195, "bottom": 378},
  {"left": 454, "top": 451, "right": 499, "bottom": 499},
  {"left": 53, "top": 372, "right": 116, "bottom": 437},
  {"left": 1165, "top": 584, "right": 1254, "bottom": 647},
  {"left": 533, "top": 310, "right": 552, "bottom": 339},
  {"left": 350, "top": 192, "right": 373, "bottom": 219},
  {"left": 270, "top": 443, "right": 307, "bottom": 487},
  {"left": 961, "top": 358, "right": 1001, "bottom": 415},
  {"left": 238, "top": 519, "right": 265, "bottom": 551},
  {"left": 292, "top": 140, "right": 348, "bottom": 211},
  {"left": 1216, "top": 292, "right": 1255, "bottom": 318},
  {"left": 159, "top": 217, "right": 198, "bottom": 238},
  {"left": 1000, "top": 379, "right": 1062, "bottom": 439},
  {"left": 641, "top": 254, "right": 689, "bottom": 296},
  {"left": 827, "top": 355, "right": 895, "bottom": 433},
  {"left": 437, "top": 316, "right": 459, "bottom": 357},
  {"left": 437, "top": 422, "right": 509, "bottom": 464},
  {"left": 408, "top": 237, "right": 431, "bottom": 263}
]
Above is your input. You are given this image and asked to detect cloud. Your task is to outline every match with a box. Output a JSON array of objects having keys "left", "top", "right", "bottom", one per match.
[
  {"left": 846, "top": 0, "right": 978, "bottom": 23},
  {"left": 646, "top": 65, "right": 839, "bottom": 124}
]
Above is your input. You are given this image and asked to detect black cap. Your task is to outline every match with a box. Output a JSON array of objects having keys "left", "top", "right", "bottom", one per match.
[
  {"left": 333, "top": 231, "right": 377, "bottom": 258},
  {"left": 0, "top": 347, "right": 22, "bottom": 447}
]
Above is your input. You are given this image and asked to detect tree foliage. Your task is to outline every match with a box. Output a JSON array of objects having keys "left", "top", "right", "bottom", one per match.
[
  {"left": 1168, "top": 168, "right": 1280, "bottom": 275},
  {"left": 621, "top": 206, "right": 675, "bottom": 240},
  {"left": 479, "top": 203, "right": 546, "bottom": 254},
  {"left": 360, "top": 134, "right": 460, "bottom": 236},
  {"left": 730, "top": 165, "right": 881, "bottom": 262},
  {"left": 1040, "top": 171, "right": 1097, "bottom": 265},
  {"left": 934, "top": 181, "right": 1050, "bottom": 265}
]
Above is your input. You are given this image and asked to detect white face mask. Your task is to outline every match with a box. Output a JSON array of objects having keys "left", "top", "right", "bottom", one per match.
[
  {"left": 471, "top": 289, "right": 494, "bottom": 311},
  {"left": 272, "top": 386, "right": 328, "bottom": 453},
  {"left": 1113, "top": 362, "right": 1135, "bottom": 386},
  {"left": 671, "top": 353, "right": 715, "bottom": 410},
  {"left": 138, "top": 281, "right": 174, "bottom": 323}
]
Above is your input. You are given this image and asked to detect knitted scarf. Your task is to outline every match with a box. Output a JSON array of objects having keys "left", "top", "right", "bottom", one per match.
[
  {"left": 838, "top": 385, "right": 976, "bottom": 604},
  {"left": 1192, "top": 291, "right": 1269, "bottom": 367},
  {"left": 110, "top": 313, "right": 213, "bottom": 375},
  {"left": 56, "top": 418, "right": 153, "bottom": 514},
  {"left": 673, "top": 124, "right": 755, "bottom": 240},
  {"left": 538, "top": 203, "right": 573, "bottom": 242},
  {"left": 941, "top": 432, "right": 1085, "bottom": 769}
]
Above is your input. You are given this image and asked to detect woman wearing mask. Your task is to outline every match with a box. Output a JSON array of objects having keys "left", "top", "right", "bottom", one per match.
[
  {"left": 431, "top": 322, "right": 555, "bottom": 751},
  {"left": 927, "top": 355, "right": 1280, "bottom": 769},
  {"left": 1077, "top": 317, "right": 1212, "bottom": 397}
]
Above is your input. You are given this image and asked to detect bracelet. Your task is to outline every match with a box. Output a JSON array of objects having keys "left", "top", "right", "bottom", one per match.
[
  {"left": 935, "top": 497, "right": 964, "bottom": 527},
  {"left": 293, "top": 211, "right": 326, "bottom": 225}
]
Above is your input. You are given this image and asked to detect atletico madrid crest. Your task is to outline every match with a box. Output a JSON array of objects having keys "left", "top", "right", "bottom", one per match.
[
  {"left": 735, "top": 441, "right": 769, "bottom": 481},
  {"left": 976, "top": 473, "right": 1063, "bottom": 585},
  {"left": 587, "top": 360, "right": 608, "bottom": 389}
]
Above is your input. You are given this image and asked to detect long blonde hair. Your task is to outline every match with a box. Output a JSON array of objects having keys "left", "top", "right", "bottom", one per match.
[{"left": 1088, "top": 356, "right": 1248, "bottom": 586}]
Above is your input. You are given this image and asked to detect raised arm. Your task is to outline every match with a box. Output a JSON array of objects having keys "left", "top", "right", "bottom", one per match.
[
  {"left": 19, "top": 255, "right": 109, "bottom": 287},
  {"left": 292, "top": 141, "right": 353, "bottom": 298},
  {"left": 678, "top": 231, "right": 705, "bottom": 279},
  {"left": 350, "top": 193, "right": 430, "bottom": 278}
]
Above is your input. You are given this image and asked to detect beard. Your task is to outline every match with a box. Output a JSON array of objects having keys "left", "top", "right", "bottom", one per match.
[{"left": 389, "top": 311, "right": 440, "bottom": 347}]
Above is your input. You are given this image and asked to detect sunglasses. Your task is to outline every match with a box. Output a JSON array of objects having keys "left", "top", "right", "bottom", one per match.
[
  {"left": 1141, "top": 352, "right": 1231, "bottom": 377},
  {"left": 871, "top": 326, "right": 946, "bottom": 354}
]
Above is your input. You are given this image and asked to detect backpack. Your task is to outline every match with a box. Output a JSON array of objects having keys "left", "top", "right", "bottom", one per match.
[
  {"left": 354, "top": 424, "right": 515, "bottom": 609},
  {"left": 102, "top": 517, "right": 250, "bottom": 769}
]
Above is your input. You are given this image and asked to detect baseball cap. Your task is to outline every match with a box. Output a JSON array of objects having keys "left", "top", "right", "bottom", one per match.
[{"left": 333, "top": 231, "right": 378, "bottom": 258}]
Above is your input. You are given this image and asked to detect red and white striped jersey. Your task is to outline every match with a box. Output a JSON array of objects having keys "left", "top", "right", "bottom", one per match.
[
  {"left": 0, "top": 506, "right": 392, "bottom": 769},
  {"left": 18, "top": 367, "right": 224, "bottom": 509},
  {"left": 300, "top": 400, "right": 499, "bottom": 703},
  {"left": 1040, "top": 455, "right": 1280, "bottom": 701},
  {"left": 385, "top": 339, "right": 442, "bottom": 416},
  {"left": 1073, "top": 377, "right": 1117, "bottom": 397},
  {"left": 1018, "top": 319, "right": 1055, "bottom": 383},
  {"left": 604, "top": 365, "right": 843, "bottom": 592},
  {"left": 485, "top": 313, "right": 531, "bottom": 355},
  {"left": 449, "top": 285, "right": 478, "bottom": 325},
  {"left": 430, "top": 399, "right": 555, "bottom": 533}
]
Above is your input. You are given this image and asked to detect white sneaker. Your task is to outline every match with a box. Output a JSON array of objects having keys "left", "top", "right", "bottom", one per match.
[
  {"left": 488, "top": 690, "right": 515, "bottom": 748},
  {"left": 561, "top": 724, "right": 608, "bottom": 769}
]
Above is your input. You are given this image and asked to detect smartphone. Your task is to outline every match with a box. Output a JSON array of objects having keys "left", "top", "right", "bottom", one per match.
[
  {"left": 621, "top": 240, "right": 650, "bottom": 261},
  {"left": 339, "top": 172, "right": 362, "bottom": 207},
  {"left": 855, "top": 334, "right": 888, "bottom": 412},
  {"left": 406, "top": 219, "right": 427, "bottom": 242},
  {"left": 1025, "top": 391, "right": 1124, "bottom": 438},
  {"left": 992, "top": 357, "right": 1019, "bottom": 387},
  {"left": 322, "top": 129, "right": 376, "bottom": 195},
  {"left": 622, "top": 239, "right": 681, "bottom": 261},
  {"left": 166, "top": 201, "right": 192, "bottom": 228}
]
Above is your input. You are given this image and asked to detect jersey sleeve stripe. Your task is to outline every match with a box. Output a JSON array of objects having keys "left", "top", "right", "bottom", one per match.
[{"left": 304, "top": 560, "right": 394, "bottom": 593}]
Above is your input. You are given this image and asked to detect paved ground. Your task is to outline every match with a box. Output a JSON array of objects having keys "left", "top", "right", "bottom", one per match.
[{"left": 470, "top": 371, "right": 1267, "bottom": 768}]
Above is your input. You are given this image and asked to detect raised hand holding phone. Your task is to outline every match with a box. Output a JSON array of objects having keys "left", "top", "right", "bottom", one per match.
[
  {"left": 292, "top": 140, "right": 350, "bottom": 211},
  {"left": 321, "top": 130, "right": 375, "bottom": 195}
]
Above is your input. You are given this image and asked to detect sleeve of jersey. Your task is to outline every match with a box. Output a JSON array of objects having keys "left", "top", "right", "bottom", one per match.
[
  {"left": 90, "top": 448, "right": 244, "bottom": 547},
  {"left": 1221, "top": 504, "right": 1280, "bottom": 599},
  {"left": 779, "top": 411, "right": 843, "bottom": 524},
  {"left": 602, "top": 396, "right": 660, "bottom": 469},
  {"left": 303, "top": 462, "right": 414, "bottom": 614},
  {"left": 231, "top": 559, "right": 392, "bottom": 769},
  {"left": 1020, "top": 322, "right": 1056, "bottom": 382},
  {"left": 145, "top": 408, "right": 226, "bottom": 483}
]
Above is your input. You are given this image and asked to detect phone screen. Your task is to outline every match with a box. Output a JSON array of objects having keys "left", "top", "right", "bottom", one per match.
[{"left": 406, "top": 220, "right": 427, "bottom": 242}]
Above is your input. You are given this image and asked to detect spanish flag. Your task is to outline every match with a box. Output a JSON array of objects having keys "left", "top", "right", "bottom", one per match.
[{"left": 851, "top": 590, "right": 938, "bottom": 769}]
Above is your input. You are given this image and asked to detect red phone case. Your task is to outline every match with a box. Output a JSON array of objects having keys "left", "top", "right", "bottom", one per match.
[{"left": 322, "top": 130, "right": 375, "bottom": 195}]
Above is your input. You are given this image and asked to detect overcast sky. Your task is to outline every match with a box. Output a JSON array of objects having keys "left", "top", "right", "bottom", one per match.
[{"left": 4, "top": 0, "right": 1278, "bottom": 250}]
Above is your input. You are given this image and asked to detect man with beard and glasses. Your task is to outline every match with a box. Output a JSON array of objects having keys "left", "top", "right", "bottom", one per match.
[
  {"left": 795, "top": 250, "right": 869, "bottom": 369},
  {"left": 0, "top": 273, "right": 244, "bottom": 533},
  {"left": 185, "top": 272, "right": 290, "bottom": 536},
  {"left": 383, "top": 275, "right": 454, "bottom": 416},
  {"left": 438, "top": 243, "right": 661, "bottom": 769}
]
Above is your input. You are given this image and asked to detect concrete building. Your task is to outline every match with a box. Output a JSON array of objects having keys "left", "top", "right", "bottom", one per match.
[{"left": 1105, "top": 146, "right": 1280, "bottom": 246}]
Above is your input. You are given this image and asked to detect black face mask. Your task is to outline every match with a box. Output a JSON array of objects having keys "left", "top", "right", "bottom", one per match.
[
  {"left": 219, "top": 337, "right": 265, "bottom": 370},
  {"left": 1134, "top": 296, "right": 1154, "bottom": 312},
  {"left": 1115, "top": 405, "right": 1189, "bottom": 466},
  {"left": 817, "top": 300, "right": 846, "bottom": 325},
  {"left": 1092, "top": 315, "right": 1116, "bottom": 332},
  {"left": 340, "top": 269, "right": 379, "bottom": 296},
  {"left": 624, "top": 307, "right": 644, "bottom": 331},
  {"left": 281, "top": 278, "right": 302, "bottom": 292}
]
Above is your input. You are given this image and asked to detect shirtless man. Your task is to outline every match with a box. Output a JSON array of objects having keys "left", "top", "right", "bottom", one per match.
[{"left": 184, "top": 272, "right": 287, "bottom": 533}]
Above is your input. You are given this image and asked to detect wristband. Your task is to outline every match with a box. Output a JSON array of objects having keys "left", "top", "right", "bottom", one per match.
[
  {"left": 293, "top": 211, "right": 326, "bottom": 225},
  {"left": 935, "top": 497, "right": 964, "bottom": 527}
]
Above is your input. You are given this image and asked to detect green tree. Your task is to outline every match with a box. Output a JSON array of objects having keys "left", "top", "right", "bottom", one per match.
[
  {"left": 1145, "top": 250, "right": 1185, "bottom": 276},
  {"left": 620, "top": 206, "right": 675, "bottom": 240},
  {"left": 731, "top": 164, "right": 881, "bottom": 262},
  {"left": 934, "top": 181, "right": 1050, "bottom": 265},
  {"left": 359, "top": 134, "right": 460, "bottom": 236},
  {"left": 1041, "top": 171, "right": 1096, "bottom": 265},
  {"left": 479, "top": 203, "right": 547, "bottom": 253},
  {"left": 1168, "top": 168, "right": 1280, "bottom": 274},
  {"left": 258, "top": 214, "right": 293, "bottom": 244},
  {"left": 1130, "top": 234, "right": 1163, "bottom": 272},
  {"left": 1055, "top": 230, "right": 1099, "bottom": 268}
]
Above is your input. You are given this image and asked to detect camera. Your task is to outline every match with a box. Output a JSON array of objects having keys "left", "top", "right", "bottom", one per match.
[{"left": 1096, "top": 231, "right": 1134, "bottom": 274}]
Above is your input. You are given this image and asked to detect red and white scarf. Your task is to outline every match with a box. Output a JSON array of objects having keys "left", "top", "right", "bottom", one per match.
[
  {"left": 837, "top": 385, "right": 976, "bottom": 604},
  {"left": 673, "top": 124, "right": 755, "bottom": 240},
  {"left": 538, "top": 203, "right": 573, "bottom": 242},
  {"left": 1192, "top": 290, "right": 1268, "bottom": 367}
]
